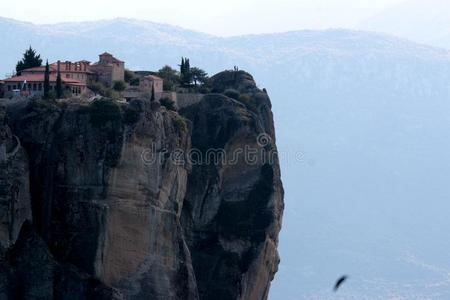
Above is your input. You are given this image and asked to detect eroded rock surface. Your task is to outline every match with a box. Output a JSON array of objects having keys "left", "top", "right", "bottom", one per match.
[
  {"left": 0, "top": 70, "right": 283, "bottom": 300},
  {"left": 0, "top": 105, "right": 31, "bottom": 248},
  {"left": 180, "top": 71, "right": 284, "bottom": 300}
]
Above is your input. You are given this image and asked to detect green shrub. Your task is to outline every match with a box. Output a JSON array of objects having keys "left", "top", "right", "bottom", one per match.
[
  {"left": 160, "top": 97, "right": 177, "bottom": 111},
  {"left": 47, "top": 90, "right": 57, "bottom": 100},
  {"left": 130, "top": 77, "right": 140, "bottom": 86},
  {"left": 198, "top": 85, "right": 211, "bottom": 94},
  {"left": 224, "top": 88, "right": 240, "bottom": 100},
  {"left": 173, "top": 115, "right": 187, "bottom": 133},
  {"left": 62, "top": 89, "right": 72, "bottom": 99},
  {"left": 108, "top": 90, "right": 122, "bottom": 100},
  {"left": 88, "top": 99, "right": 122, "bottom": 129},
  {"left": 163, "top": 80, "right": 174, "bottom": 91},
  {"left": 80, "top": 89, "right": 94, "bottom": 100},
  {"left": 158, "top": 65, "right": 180, "bottom": 91},
  {"left": 87, "top": 81, "right": 105, "bottom": 95},
  {"left": 88, "top": 81, "right": 121, "bottom": 99},
  {"left": 238, "top": 94, "right": 257, "bottom": 111},
  {"left": 124, "top": 70, "right": 139, "bottom": 86},
  {"left": 28, "top": 97, "right": 57, "bottom": 111},
  {"left": 123, "top": 106, "right": 141, "bottom": 125},
  {"left": 113, "top": 80, "right": 126, "bottom": 92}
]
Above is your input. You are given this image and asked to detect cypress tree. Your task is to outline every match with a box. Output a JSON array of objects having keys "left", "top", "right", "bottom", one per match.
[
  {"left": 184, "top": 58, "right": 191, "bottom": 86},
  {"left": 151, "top": 84, "right": 155, "bottom": 101},
  {"left": 180, "top": 57, "right": 192, "bottom": 87},
  {"left": 56, "top": 64, "right": 62, "bottom": 98},
  {"left": 180, "top": 58, "right": 185, "bottom": 76},
  {"left": 43, "top": 60, "right": 50, "bottom": 99},
  {"left": 185, "top": 58, "right": 190, "bottom": 72}
]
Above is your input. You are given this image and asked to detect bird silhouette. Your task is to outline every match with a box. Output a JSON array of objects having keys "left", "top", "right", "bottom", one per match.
[{"left": 333, "top": 275, "right": 348, "bottom": 292}]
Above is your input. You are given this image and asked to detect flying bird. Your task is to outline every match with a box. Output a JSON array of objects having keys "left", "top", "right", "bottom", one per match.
[{"left": 333, "top": 275, "right": 348, "bottom": 292}]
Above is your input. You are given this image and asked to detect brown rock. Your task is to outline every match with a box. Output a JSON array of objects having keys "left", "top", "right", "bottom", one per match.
[{"left": 0, "top": 70, "right": 284, "bottom": 300}]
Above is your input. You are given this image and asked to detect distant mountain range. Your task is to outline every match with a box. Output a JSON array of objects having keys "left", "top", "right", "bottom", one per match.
[
  {"left": 359, "top": 0, "right": 450, "bottom": 49},
  {"left": 2, "top": 17, "right": 450, "bottom": 299}
]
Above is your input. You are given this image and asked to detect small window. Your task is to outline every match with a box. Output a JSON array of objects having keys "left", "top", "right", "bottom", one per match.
[
  {"left": 66, "top": 74, "right": 70, "bottom": 78},
  {"left": 7, "top": 85, "right": 11, "bottom": 91},
  {"left": 38, "top": 83, "right": 42, "bottom": 91},
  {"left": 33, "top": 83, "right": 37, "bottom": 91}
]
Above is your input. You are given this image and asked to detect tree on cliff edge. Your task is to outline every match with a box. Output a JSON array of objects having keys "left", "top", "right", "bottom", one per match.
[
  {"left": 16, "top": 46, "right": 43, "bottom": 75},
  {"left": 151, "top": 84, "right": 155, "bottom": 101},
  {"left": 158, "top": 65, "right": 179, "bottom": 91},
  {"left": 179, "top": 57, "right": 192, "bottom": 87},
  {"left": 190, "top": 67, "right": 208, "bottom": 86},
  {"left": 43, "top": 61, "right": 50, "bottom": 99},
  {"left": 56, "top": 65, "right": 62, "bottom": 99}
]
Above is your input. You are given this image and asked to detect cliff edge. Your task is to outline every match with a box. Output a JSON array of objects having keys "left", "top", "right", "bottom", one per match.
[{"left": 0, "top": 70, "right": 284, "bottom": 300}]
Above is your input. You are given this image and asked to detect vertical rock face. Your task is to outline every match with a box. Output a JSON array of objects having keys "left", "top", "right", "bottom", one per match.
[
  {"left": 180, "top": 71, "right": 284, "bottom": 300},
  {"left": 99, "top": 101, "right": 197, "bottom": 300},
  {"left": 0, "top": 105, "right": 31, "bottom": 248},
  {"left": 7, "top": 99, "right": 196, "bottom": 299},
  {"left": 0, "top": 70, "right": 283, "bottom": 300},
  {"left": 0, "top": 220, "right": 124, "bottom": 299}
]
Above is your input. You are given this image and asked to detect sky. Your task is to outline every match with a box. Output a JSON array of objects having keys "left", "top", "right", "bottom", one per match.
[{"left": 1, "top": 0, "right": 406, "bottom": 36}]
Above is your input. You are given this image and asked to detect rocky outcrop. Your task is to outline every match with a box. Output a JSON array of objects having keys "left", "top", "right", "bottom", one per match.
[
  {"left": 0, "top": 70, "right": 283, "bottom": 300},
  {"left": 6, "top": 99, "right": 195, "bottom": 299},
  {"left": 180, "top": 71, "right": 284, "bottom": 300},
  {"left": 0, "top": 220, "right": 124, "bottom": 299},
  {"left": 0, "top": 105, "right": 31, "bottom": 248}
]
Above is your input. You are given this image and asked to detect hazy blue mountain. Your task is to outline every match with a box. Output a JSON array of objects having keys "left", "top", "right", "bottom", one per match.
[
  {"left": 359, "top": 0, "right": 450, "bottom": 49},
  {"left": 2, "top": 17, "right": 450, "bottom": 299}
]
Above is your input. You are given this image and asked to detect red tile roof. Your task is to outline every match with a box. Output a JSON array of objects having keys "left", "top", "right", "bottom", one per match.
[
  {"left": 99, "top": 52, "right": 124, "bottom": 63},
  {"left": 21, "top": 66, "right": 48, "bottom": 72},
  {"left": 5, "top": 74, "right": 53, "bottom": 82},
  {"left": 143, "top": 75, "right": 163, "bottom": 81},
  {"left": 4, "top": 74, "right": 85, "bottom": 86}
]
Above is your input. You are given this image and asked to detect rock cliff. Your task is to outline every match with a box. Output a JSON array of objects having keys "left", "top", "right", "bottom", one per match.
[
  {"left": 0, "top": 70, "right": 283, "bottom": 300},
  {"left": 0, "top": 105, "right": 31, "bottom": 248}
]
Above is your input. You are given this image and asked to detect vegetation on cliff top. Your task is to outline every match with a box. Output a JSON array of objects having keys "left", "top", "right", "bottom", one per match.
[
  {"left": 88, "top": 99, "right": 122, "bottom": 129},
  {"left": 16, "top": 46, "right": 42, "bottom": 75}
]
